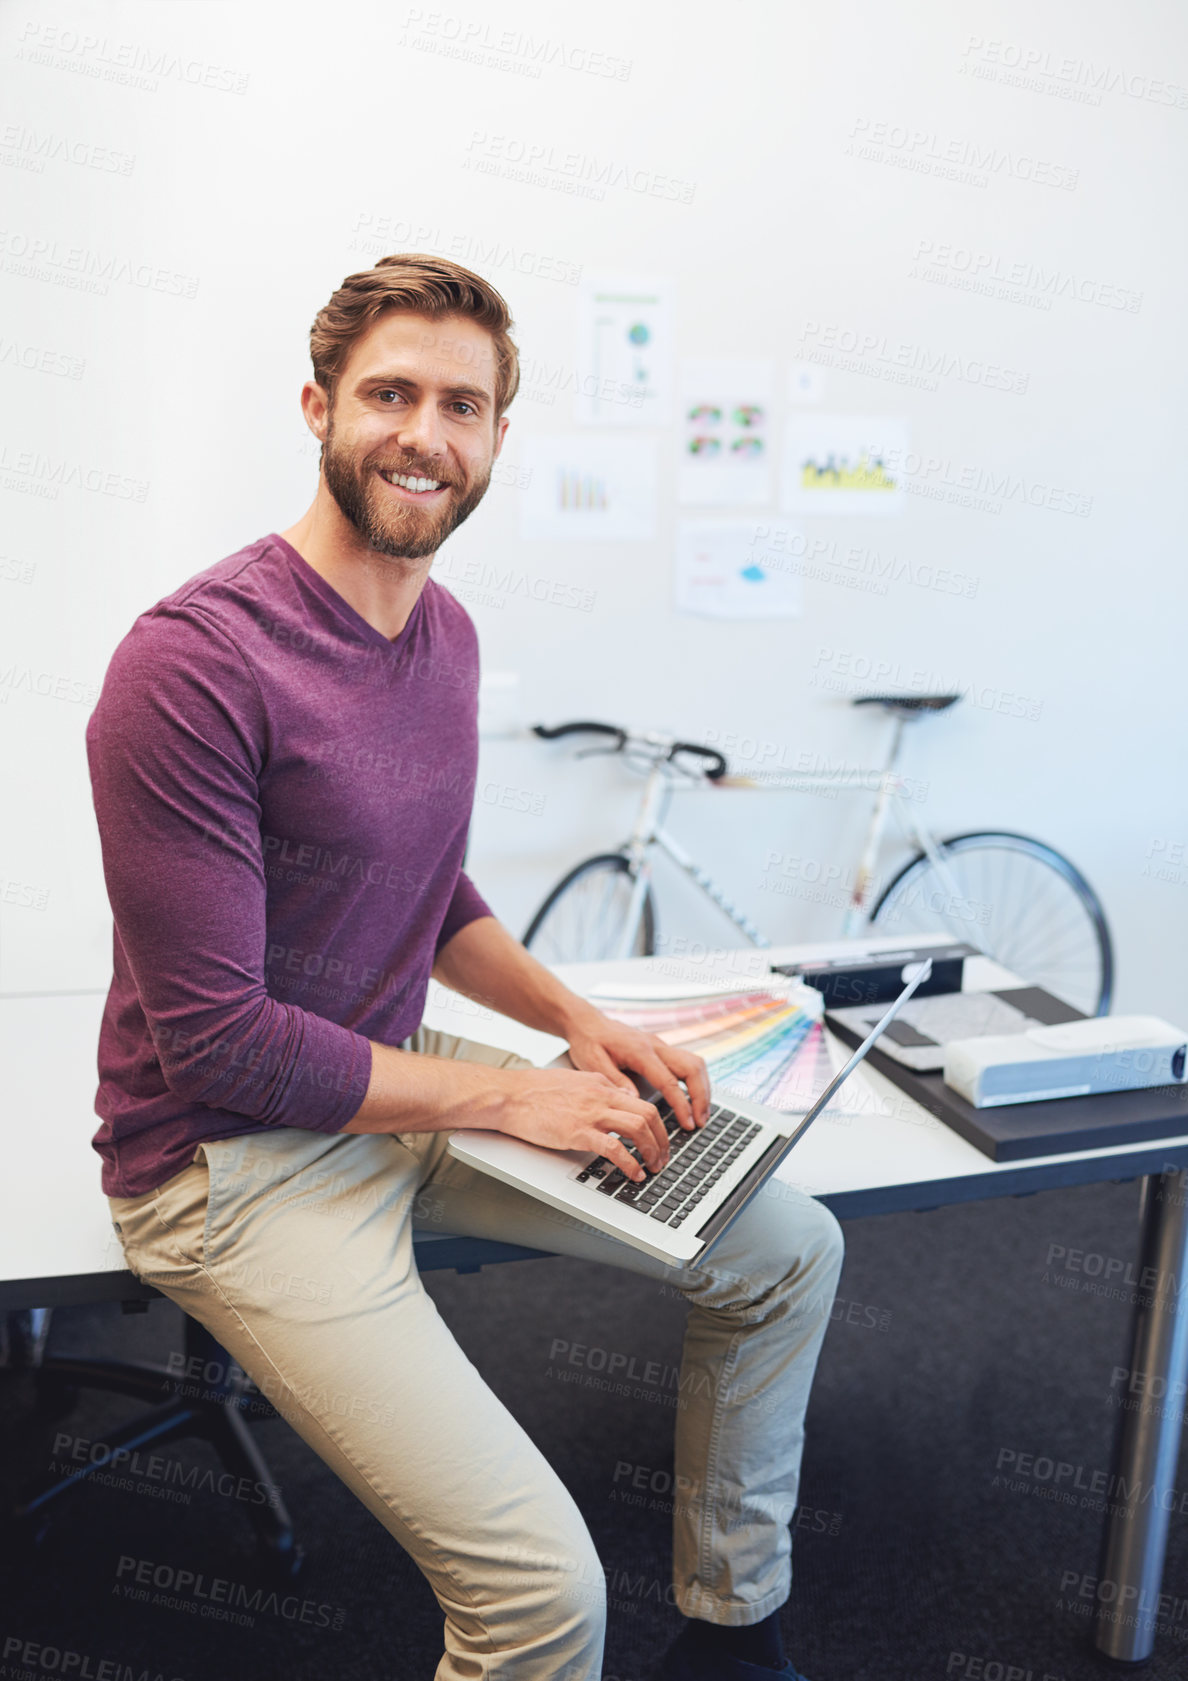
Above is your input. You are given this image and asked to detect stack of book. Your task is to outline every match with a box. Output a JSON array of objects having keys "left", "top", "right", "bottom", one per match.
[{"left": 585, "top": 977, "right": 833, "bottom": 1113}]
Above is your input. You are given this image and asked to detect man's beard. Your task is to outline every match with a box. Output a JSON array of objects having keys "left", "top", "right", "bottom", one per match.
[{"left": 321, "top": 417, "right": 492, "bottom": 561}]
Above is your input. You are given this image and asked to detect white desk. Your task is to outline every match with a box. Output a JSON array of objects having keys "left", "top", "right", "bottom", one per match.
[
  {"left": 3, "top": 929, "right": 1187, "bottom": 1662},
  {"left": 4, "top": 931, "right": 1188, "bottom": 1294},
  {"left": 429, "top": 934, "right": 1188, "bottom": 1218}
]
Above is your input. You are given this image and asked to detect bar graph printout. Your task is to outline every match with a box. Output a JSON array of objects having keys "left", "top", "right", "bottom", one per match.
[
  {"left": 520, "top": 434, "right": 658, "bottom": 540},
  {"left": 780, "top": 414, "right": 908, "bottom": 516}
]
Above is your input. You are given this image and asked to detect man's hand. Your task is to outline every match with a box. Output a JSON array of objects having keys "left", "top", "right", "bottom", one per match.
[
  {"left": 431, "top": 919, "right": 712, "bottom": 1136},
  {"left": 561, "top": 1002, "right": 711, "bottom": 1134},
  {"left": 348, "top": 1046, "right": 672, "bottom": 1181},
  {"left": 491, "top": 1066, "right": 672, "bottom": 1183},
  {"left": 392, "top": 916, "right": 712, "bottom": 1174}
]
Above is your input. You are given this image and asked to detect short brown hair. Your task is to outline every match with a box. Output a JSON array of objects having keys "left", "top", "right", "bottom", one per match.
[{"left": 309, "top": 253, "right": 520, "bottom": 418}]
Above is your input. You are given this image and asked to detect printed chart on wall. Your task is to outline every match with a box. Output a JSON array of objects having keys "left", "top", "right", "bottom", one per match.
[
  {"left": 678, "top": 358, "right": 774, "bottom": 505},
  {"left": 780, "top": 415, "right": 908, "bottom": 516},
  {"left": 520, "top": 434, "right": 658, "bottom": 541},
  {"left": 577, "top": 275, "right": 672, "bottom": 427},
  {"left": 675, "top": 521, "right": 803, "bottom": 620}
]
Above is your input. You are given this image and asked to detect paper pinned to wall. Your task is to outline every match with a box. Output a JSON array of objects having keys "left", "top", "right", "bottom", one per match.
[
  {"left": 675, "top": 520, "right": 804, "bottom": 619},
  {"left": 520, "top": 434, "right": 658, "bottom": 540},
  {"left": 780, "top": 414, "right": 908, "bottom": 516},
  {"left": 787, "top": 362, "right": 825, "bottom": 404},
  {"left": 576, "top": 274, "right": 672, "bottom": 427},
  {"left": 677, "top": 357, "right": 774, "bottom": 506}
]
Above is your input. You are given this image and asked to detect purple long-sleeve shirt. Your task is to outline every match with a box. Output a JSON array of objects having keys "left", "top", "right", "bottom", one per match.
[{"left": 85, "top": 532, "right": 494, "bottom": 1196}]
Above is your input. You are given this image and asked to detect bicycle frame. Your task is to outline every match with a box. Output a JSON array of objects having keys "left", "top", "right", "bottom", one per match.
[
  {"left": 609, "top": 718, "right": 993, "bottom": 961},
  {"left": 616, "top": 759, "right": 770, "bottom": 960}
]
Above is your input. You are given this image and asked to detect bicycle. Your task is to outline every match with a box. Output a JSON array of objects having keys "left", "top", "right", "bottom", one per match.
[{"left": 520, "top": 694, "right": 1114, "bottom": 1016}]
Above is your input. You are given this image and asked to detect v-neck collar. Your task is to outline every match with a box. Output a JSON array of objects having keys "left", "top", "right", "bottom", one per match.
[{"left": 268, "top": 532, "right": 426, "bottom": 654}]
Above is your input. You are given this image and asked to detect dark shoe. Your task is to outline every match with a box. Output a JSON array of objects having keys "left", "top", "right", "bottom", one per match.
[
  {"left": 650, "top": 1624, "right": 812, "bottom": 1681},
  {"left": 653, "top": 1661, "right": 809, "bottom": 1681}
]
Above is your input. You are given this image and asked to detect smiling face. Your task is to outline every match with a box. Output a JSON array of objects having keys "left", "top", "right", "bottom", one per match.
[{"left": 315, "top": 310, "right": 508, "bottom": 562}]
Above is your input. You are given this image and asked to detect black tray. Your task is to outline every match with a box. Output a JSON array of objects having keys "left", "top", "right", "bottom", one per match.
[{"left": 826, "top": 1014, "right": 1188, "bottom": 1162}]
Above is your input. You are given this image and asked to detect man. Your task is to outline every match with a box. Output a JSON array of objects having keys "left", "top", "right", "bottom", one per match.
[{"left": 88, "top": 253, "right": 844, "bottom": 1681}]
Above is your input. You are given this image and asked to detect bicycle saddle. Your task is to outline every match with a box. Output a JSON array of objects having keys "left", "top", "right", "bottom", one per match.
[{"left": 851, "top": 693, "right": 962, "bottom": 719}]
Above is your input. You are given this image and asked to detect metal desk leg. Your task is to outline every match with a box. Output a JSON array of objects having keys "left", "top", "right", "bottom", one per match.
[{"left": 1095, "top": 1169, "right": 1188, "bottom": 1662}]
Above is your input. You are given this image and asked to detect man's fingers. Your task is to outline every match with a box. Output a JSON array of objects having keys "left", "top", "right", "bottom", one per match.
[
  {"left": 615, "top": 1049, "right": 691, "bottom": 1128},
  {"left": 657, "top": 1043, "right": 712, "bottom": 1125},
  {"left": 613, "top": 1089, "right": 671, "bottom": 1166},
  {"left": 590, "top": 1131, "right": 649, "bottom": 1183},
  {"left": 583, "top": 1045, "right": 640, "bottom": 1098},
  {"left": 598, "top": 1100, "right": 668, "bottom": 1173}
]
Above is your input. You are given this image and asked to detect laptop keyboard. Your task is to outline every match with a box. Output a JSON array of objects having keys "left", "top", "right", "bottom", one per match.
[{"left": 574, "top": 1101, "right": 764, "bottom": 1227}]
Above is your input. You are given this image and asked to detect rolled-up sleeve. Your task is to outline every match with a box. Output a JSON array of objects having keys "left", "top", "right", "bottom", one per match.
[
  {"left": 86, "top": 608, "right": 371, "bottom": 1130},
  {"left": 435, "top": 869, "right": 495, "bottom": 955}
]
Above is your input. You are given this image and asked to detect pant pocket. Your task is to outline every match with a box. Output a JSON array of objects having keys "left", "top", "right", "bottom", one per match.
[
  {"left": 193, "top": 1137, "right": 248, "bottom": 1269},
  {"left": 107, "top": 1195, "right": 148, "bottom": 1279},
  {"left": 107, "top": 1157, "right": 211, "bottom": 1286}
]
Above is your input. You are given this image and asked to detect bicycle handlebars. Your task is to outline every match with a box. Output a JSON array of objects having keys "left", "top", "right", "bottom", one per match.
[
  {"left": 532, "top": 720, "right": 627, "bottom": 750},
  {"left": 531, "top": 721, "right": 727, "bottom": 781},
  {"left": 668, "top": 740, "right": 728, "bottom": 780}
]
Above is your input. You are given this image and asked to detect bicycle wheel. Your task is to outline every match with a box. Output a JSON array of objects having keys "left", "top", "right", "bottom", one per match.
[
  {"left": 869, "top": 831, "right": 1113, "bottom": 1016},
  {"left": 522, "top": 853, "right": 656, "bottom": 964}
]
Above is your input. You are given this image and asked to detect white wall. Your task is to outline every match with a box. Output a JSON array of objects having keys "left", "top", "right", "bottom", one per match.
[{"left": 1, "top": 0, "right": 1185, "bottom": 1020}]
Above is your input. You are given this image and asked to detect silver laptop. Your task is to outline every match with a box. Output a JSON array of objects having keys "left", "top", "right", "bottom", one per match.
[{"left": 447, "top": 959, "right": 933, "bottom": 1266}]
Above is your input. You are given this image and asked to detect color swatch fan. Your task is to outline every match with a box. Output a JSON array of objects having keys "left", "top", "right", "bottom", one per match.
[{"left": 584, "top": 977, "right": 832, "bottom": 1114}]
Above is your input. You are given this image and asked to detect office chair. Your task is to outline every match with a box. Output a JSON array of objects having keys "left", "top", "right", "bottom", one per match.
[{"left": 11, "top": 1234, "right": 553, "bottom": 1577}]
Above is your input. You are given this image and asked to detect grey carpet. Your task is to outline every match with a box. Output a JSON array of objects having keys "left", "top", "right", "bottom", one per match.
[{"left": 3, "top": 1177, "right": 1184, "bottom": 1680}]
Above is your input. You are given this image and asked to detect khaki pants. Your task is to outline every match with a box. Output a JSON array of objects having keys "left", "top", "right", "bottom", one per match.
[{"left": 109, "top": 1028, "right": 844, "bottom": 1680}]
